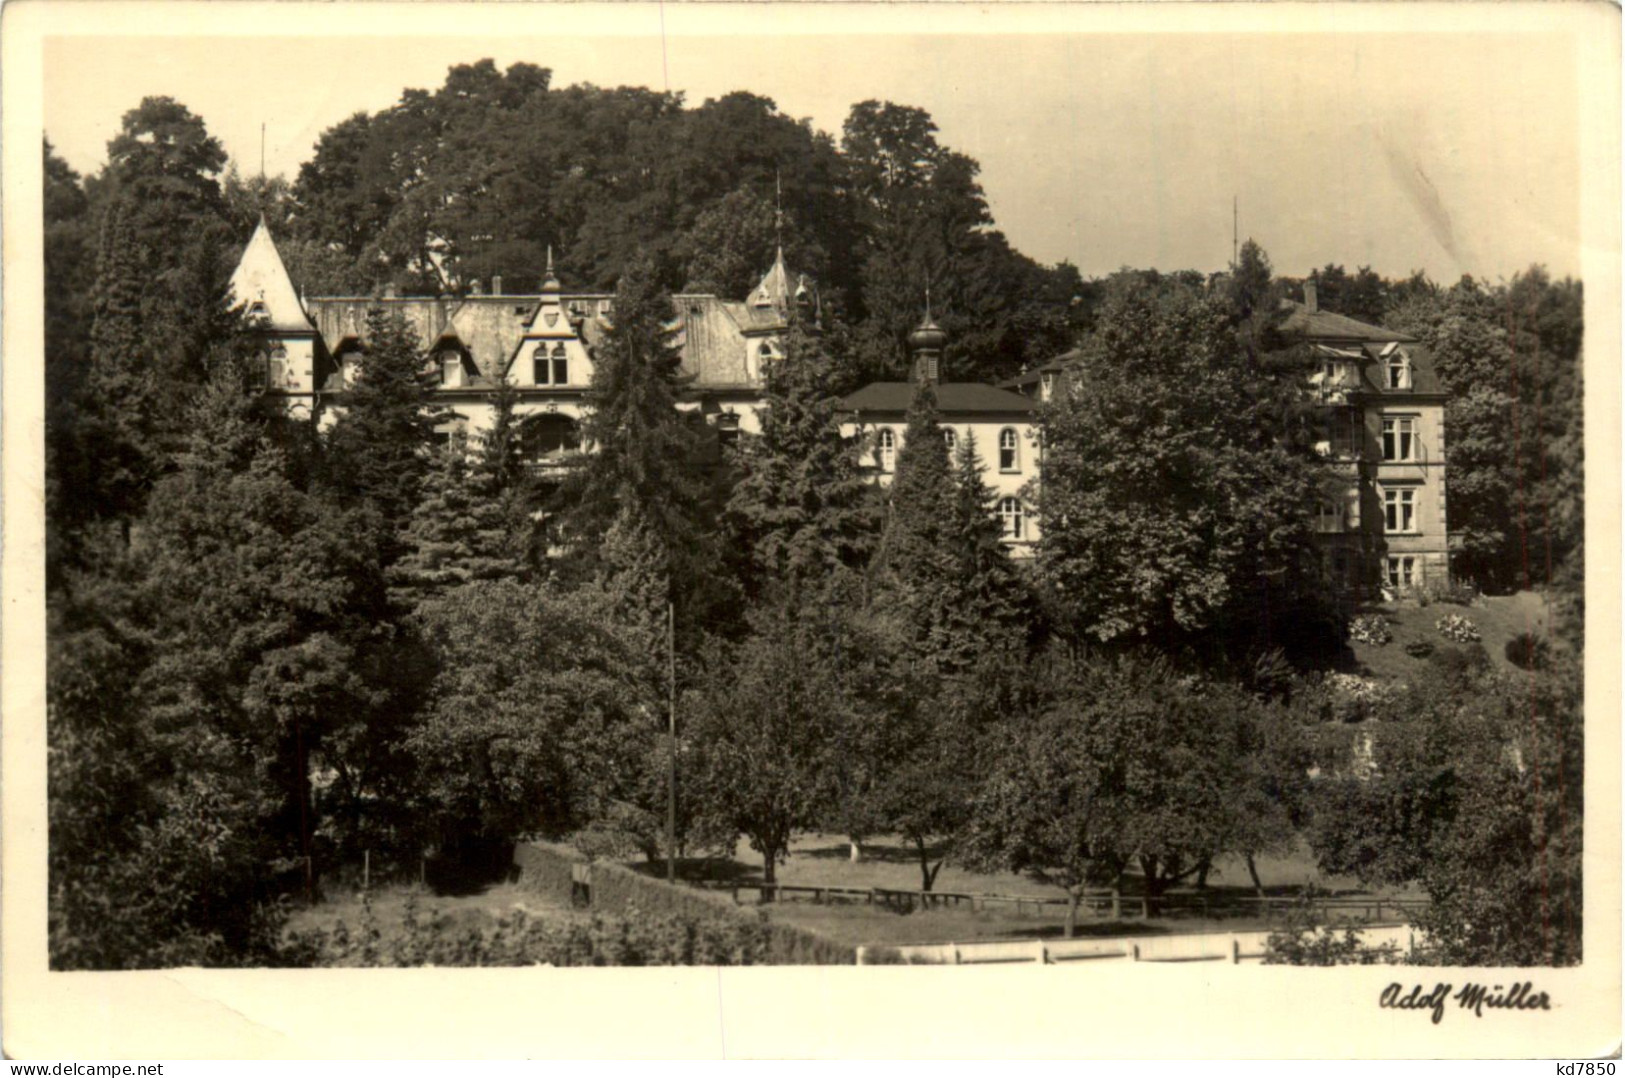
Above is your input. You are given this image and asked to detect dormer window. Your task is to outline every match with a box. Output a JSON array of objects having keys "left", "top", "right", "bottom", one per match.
[
  {"left": 551, "top": 344, "right": 569, "bottom": 386},
  {"left": 1040, "top": 373, "right": 1055, "bottom": 401},
  {"left": 439, "top": 350, "right": 463, "bottom": 387},
  {"left": 1387, "top": 352, "right": 1411, "bottom": 390},
  {"left": 246, "top": 300, "right": 269, "bottom": 324}
]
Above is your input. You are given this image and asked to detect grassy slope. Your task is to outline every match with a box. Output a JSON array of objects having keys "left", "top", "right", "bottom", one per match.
[{"left": 1343, "top": 590, "right": 1560, "bottom": 682}]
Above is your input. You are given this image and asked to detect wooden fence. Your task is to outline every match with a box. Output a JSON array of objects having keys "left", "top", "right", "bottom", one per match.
[
  {"left": 859, "top": 923, "right": 1421, "bottom": 966},
  {"left": 695, "top": 880, "right": 1427, "bottom": 925}
]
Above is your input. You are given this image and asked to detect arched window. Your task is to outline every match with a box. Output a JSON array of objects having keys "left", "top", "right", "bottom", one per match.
[
  {"left": 999, "top": 497, "right": 1024, "bottom": 540},
  {"left": 267, "top": 347, "right": 287, "bottom": 388},
  {"left": 943, "top": 428, "right": 957, "bottom": 453},
  {"left": 532, "top": 344, "right": 549, "bottom": 385},
  {"left": 878, "top": 428, "right": 897, "bottom": 472},
  {"left": 550, "top": 344, "right": 569, "bottom": 386},
  {"left": 999, "top": 427, "right": 1019, "bottom": 472}
]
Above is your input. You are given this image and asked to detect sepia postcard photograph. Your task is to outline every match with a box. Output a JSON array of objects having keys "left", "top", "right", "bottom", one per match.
[{"left": 2, "top": 0, "right": 1619, "bottom": 1061}]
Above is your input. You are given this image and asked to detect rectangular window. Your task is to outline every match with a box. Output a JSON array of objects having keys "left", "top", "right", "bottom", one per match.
[
  {"left": 1383, "top": 487, "right": 1417, "bottom": 533},
  {"left": 533, "top": 353, "right": 548, "bottom": 385},
  {"left": 1388, "top": 356, "right": 1411, "bottom": 390},
  {"left": 552, "top": 354, "right": 569, "bottom": 386},
  {"left": 1315, "top": 502, "right": 1343, "bottom": 533},
  {"left": 1382, "top": 416, "right": 1417, "bottom": 461},
  {"left": 1386, "top": 556, "right": 1416, "bottom": 588}
]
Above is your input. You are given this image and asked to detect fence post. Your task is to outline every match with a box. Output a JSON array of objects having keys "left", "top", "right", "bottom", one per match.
[
  {"left": 952, "top": 944, "right": 961, "bottom": 966},
  {"left": 856, "top": 945, "right": 869, "bottom": 966},
  {"left": 1129, "top": 942, "right": 1140, "bottom": 962},
  {"left": 1232, "top": 938, "right": 1241, "bottom": 964},
  {"left": 1035, "top": 939, "right": 1049, "bottom": 964},
  {"left": 1111, "top": 888, "right": 1121, "bottom": 919}
]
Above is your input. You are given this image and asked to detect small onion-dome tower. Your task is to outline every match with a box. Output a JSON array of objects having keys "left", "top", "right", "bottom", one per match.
[
  {"left": 540, "top": 245, "right": 562, "bottom": 295},
  {"left": 909, "top": 310, "right": 948, "bottom": 386}
]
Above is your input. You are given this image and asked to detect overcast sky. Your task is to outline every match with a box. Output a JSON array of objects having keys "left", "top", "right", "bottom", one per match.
[{"left": 42, "top": 5, "right": 1587, "bottom": 283}]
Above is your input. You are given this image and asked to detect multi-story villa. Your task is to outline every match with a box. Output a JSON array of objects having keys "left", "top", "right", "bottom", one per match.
[
  {"left": 1000, "top": 278, "right": 1453, "bottom": 592},
  {"left": 228, "top": 219, "right": 1039, "bottom": 548}
]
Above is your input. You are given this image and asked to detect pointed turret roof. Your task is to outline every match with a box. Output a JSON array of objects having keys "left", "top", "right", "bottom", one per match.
[
  {"left": 749, "top": 247, "right": 793, "bottom": 311},
  {"left": 229, "top": 216, "right": 314, "bottom": 334}
]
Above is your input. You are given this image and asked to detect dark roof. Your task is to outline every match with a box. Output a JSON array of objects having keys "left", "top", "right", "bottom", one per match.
[
  {"left": 999, "top": 349, "right": 1084, "bottom": 390},
  {"left": 841, "top": 382, "right": 1037, "bottom": 416},
  {"left": 1278, "top": 300, "right": 1414, "bottom": 343},
  {"left": 1356, "top": 342, "right": 1445, "bottom": 396},
  {"left": 306, "top": 292, "right": 753, "bottom": 387}
]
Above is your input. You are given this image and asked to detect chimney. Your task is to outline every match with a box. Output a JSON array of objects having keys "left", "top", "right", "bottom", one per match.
[
  {"left": 492, "top": 274, "right": 504, "bottom": 296},
  {"left": 1303, "top": 279, "right": 1318, "bottom": 313},
  {"left": 471, "top": 279, "right": 484, "bottom": 296}
]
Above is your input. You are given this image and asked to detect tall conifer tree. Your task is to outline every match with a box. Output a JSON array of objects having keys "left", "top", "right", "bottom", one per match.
[{"left": 725, "top": 320, "right": 879, "bottom": 598}]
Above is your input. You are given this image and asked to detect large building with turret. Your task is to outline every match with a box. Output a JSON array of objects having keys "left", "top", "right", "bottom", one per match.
[{"left": 228, "top": 220, "right": 1042, "bottom": 550}]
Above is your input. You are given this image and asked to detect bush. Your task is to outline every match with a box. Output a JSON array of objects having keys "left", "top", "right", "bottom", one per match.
[
  {"left": 1505, "top": 632, "right": 1550, "bottom": 671},
  {"left": 1348, "top": 615, "right": 1392, "bottom": 646},
  {"left": 1403, "top": 640, "right": 1434, "bottom": 659},
  {"left": 1421, "top": 580, "right": 1480, "bottom": 607},
  {"left": 1264, "top": 916, "right": 1401, "bottom": 966},
  {"left": 1435, "top": 614, "right": 1481, "bottom": 643},
  {"left": 1324, "top": 672, "right": 1396, "bottom": 724},
  {"left": 283, "top": 892, "right": 776, "bottom": 967},
  {"left": 1429, "top": 643, "right": 1490, "bottom": 682}
]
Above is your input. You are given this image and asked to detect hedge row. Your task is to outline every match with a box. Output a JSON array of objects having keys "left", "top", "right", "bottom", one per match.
[
  {"left": 512, "top": 840, "right": 584, "bottom": 906},
  {"left": 513, "top": 842, "right": 861, "bottom": 965}
]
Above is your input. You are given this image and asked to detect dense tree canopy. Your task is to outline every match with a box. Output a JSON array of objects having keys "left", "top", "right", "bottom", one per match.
[
  {"left": 43, "top": 79, "right": 1585, "bottom": 971},
  {"left": 1035, "top": 274, "right": 1330, "bottom": 654}
]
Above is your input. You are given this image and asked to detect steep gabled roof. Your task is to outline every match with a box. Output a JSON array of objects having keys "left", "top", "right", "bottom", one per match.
[{"left": 229, "top": 218, "right": 314, "bottom": 334}]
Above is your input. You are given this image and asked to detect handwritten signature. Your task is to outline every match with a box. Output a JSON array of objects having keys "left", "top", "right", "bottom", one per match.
[{"left": 1379, "top": 982, "right": 1552, "bottom": 1024}]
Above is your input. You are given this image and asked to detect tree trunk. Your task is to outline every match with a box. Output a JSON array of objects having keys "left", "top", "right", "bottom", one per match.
[
  {"left": 849, "top": 837, "right": 862, "bottom": 863},
  {"left": 762, "top": 847, "right": 777, "bottom": 901},
  {"left": 1245, "top": 853, "right": 1266, "bottom": 898},
  {"left": 1196, "top": 856, "right": 1212, "bottom": 890},
  {"left": 1140, "top": 855, "right": 1166, "bottom": 918},
  {"left": 915, "top": 837, "right": 940, "bottom": 892},
  {"left": 1065, "top": 889, "right": 1080, "bottom": 939}
]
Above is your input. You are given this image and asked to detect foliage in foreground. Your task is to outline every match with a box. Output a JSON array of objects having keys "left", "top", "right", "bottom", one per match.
[
  {"left": 1263, "top": 900, "right": 1402, "bottom": 966},
  {"left": 282, "top": 894, "right": 774, "bottom": 967}
]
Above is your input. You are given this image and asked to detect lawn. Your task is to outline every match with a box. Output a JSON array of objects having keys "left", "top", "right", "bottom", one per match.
[
  {"left": 1343, "top": 589, "right": 1561, "bottom": 683},
  {"left": 651, "top": 832, "right": 1420, "bottom": 949}
]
